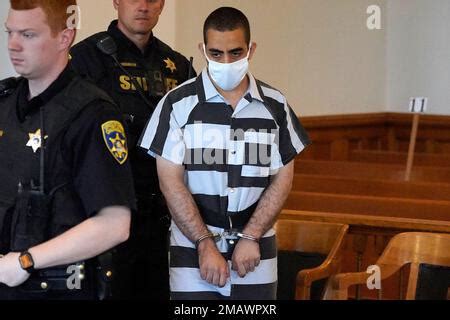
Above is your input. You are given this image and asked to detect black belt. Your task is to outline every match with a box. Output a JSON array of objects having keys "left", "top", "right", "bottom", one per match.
[
  {"left": 20, "top": 262, "right": 89, "bottom": 292},
  {"left": 201, "top": 202, "right": 258, "bottom": 229}
]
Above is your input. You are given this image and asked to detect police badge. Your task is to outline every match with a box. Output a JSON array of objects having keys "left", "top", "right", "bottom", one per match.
[{"left": 101, "top": 121, "right": 128, "bottom": 164}]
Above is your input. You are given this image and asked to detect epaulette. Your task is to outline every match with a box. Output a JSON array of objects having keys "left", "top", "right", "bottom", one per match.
[
  {"left": 154, "top": 37, "right": 172, "bottom": 54},
  {"left": 0, "top": 77, "right": 19, "bottom": 98}
]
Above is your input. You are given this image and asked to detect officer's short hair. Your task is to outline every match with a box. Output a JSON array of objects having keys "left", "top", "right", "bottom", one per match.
[
  {"left": 10, "top": 0, "right": 77, "bottom": 36},
  {"left": 203, "top": 7, "right": 251, "bottom": 46}
]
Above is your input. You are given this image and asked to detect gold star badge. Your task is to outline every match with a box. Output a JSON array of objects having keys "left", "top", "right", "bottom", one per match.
[
  {"left": 26, "top": 129, "right": 48, "bottom": 153},
  {"left": 164, "top": 58, "right": 177, "bottom": 73},
  {"left": 0, "top": 130, "right": 3, "bottom": 138}
]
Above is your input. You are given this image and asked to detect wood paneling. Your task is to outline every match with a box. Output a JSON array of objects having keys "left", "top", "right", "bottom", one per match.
[
  {"left": 299, "top": 112, "right": 450, "bottom": 160},
  {"left": 292, "top": 174, "right": 450, "bottom": 201},
  {"left": 294, "top": 159, "right": 450, "bottom": 183},
  {"left": 349, "top": 150, "right": 450, "bottom": 167}
]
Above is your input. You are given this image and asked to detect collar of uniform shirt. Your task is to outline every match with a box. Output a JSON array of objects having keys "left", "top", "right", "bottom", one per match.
[
  {"left": 108, "top": 20, "right": 156, "bottom": 58},
  {"left": 16, "top": 66, "right": 76, "bottom": 122},
  {"left": 201, "top": 68, "right": 264, "bottom": 104}
]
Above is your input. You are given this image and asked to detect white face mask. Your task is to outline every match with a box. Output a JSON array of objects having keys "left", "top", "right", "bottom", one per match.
[{"left": 203, "top": 44, "right": 251, "bottom": 91}]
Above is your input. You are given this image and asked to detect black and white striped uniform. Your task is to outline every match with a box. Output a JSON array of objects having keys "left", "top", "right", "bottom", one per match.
[{"left": 139, "top": 69, "right": 310, "bottom": 299}]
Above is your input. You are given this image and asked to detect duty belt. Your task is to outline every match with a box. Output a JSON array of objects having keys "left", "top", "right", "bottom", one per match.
[{"left": 20, "top": 262, "right": 87, "bottom": 292}]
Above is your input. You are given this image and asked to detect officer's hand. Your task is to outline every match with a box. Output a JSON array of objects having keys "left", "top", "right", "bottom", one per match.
[
  {"left": 197, "top": 238, "right": 229, "bottom": 287},
  {"left": 0, "top": 252, "right": 30, "bottom": 287},
  {"left": 231, "top": 239, "right": 260, "bottom": 278}
]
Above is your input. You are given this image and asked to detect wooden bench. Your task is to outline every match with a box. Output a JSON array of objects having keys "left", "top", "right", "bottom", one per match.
[
  {"left": 278, "top": 209, "right": 450, "bottom": 299},
  {"left": 294, "top": 159, "right": 450, "bottom": 183},
  {"left": 292, "top": 174, "right": 450, "bottom": 201},
  {"left": 284, "top": 191, "right": 450, "bottom": 221},
  {"left": 278, "top": 209, "right": 450, "bottom": 234},
  {"left": 349, "top": 150, "right": 450, "bottom": 167},
  {"left": 275, "top": 219, "right": 348, "bottom": 300},
  {"left": 325, "top": 232, "right": 450, "bottom": 300}
]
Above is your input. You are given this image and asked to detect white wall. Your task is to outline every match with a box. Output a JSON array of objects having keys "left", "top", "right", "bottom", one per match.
[
  {"left": 154, "top": 0, "right": 176, "bottom": 48},
  {"left": 386, "top": 0, "right": 450, "bottom": 115},
  {"left": 74, "top": 0, "right": 117, "bottom": 43},
  {"left": 176, "top": 0, "right": 387, "bottom": 116},
  {"left": 2, "top": 1, "right": 449, "bottom": 117},
  {"left": 0, "top": 2, "right": 17, "bottom": 78}
]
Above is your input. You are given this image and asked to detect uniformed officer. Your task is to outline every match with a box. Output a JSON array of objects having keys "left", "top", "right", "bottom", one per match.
[
  {"left": 0, "top": 0, "right": 135, "bottom": 300},
  {"left": 69, "top": 0, "right": 195, "bottom": 300}
]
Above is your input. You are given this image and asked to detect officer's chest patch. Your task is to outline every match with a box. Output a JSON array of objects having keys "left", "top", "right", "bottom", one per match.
[
  {"left": 114, "top": 60, "right": 180, "bottom": 97},
  {"left": 101, "top": 121, "right": 128, "bottom": 165}
]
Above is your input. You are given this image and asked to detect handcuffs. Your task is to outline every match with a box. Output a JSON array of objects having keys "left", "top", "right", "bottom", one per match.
[{"left": 195, "top": 217, "right": 259, "bottom": 251}]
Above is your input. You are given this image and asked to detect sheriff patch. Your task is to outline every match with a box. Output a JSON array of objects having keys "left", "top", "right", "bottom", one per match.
[{"left": 102, "top": 121, "right": 128, "bottom": 164}]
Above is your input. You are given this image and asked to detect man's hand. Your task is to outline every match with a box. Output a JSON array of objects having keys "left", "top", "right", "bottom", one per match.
[
  {"left": 0, "top": 252, "right": 30, "bottom": 287},
  {"left": 231, "top": 239, "right": 261, "bottom": 277},
  {"left": 197, "top": 238, "right": 229, "bottom": 287}
]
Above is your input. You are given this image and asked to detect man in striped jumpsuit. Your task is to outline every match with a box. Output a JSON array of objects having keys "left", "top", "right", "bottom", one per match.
[{"left": 139, "top": 6, "right": 310, "bottom": 300}]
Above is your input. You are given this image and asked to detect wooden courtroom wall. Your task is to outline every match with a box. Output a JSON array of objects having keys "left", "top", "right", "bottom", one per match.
[{"left": 298, "top": 112, "right": 450, "bottom": 161}]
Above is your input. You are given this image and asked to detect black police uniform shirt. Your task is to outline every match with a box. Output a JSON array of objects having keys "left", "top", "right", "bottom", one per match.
[
  {"left": 70, "top": 20, "right": 194, "bottom": 197},
  {"left": 0, "top": 66, "right": 136, "bottom": 253}
]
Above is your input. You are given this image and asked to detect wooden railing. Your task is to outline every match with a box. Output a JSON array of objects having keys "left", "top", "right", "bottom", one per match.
[
  {"left": 294, "top": 159, "right": 450, "bottom": 183},
  {"left": 292, "top": 174, "right": 450, "bottom": 201},
  {"left": 349, "top": 150, "right": 450, "bottom": 167}
]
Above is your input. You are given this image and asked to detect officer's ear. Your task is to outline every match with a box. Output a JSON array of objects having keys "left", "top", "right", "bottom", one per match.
[
  {"left": 59, "top": 28, "right": 76, "bottom": 52},
  {"left": 155, "top": 0, "right": 164, "bottom": 16}
]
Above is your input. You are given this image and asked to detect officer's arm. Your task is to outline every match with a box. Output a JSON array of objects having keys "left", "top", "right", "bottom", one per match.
[
  {"left": 0, "top": 206, "right": 130, "bottom": 287},
  {"left": 29, "top": 207, "right": 131, "bottom": 269},
  {"left": 156, "top": 156, "right": 229, "bottom": 287},
  {"left": 29, "top": 206, "right": 130, "bottom": 268}
]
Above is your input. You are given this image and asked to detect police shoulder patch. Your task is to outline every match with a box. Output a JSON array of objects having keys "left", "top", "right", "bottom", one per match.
[{"left": 101, "top": 120, "right": 128, "bottom": 165}]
